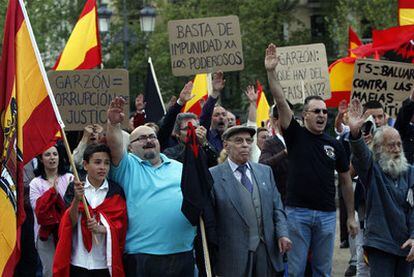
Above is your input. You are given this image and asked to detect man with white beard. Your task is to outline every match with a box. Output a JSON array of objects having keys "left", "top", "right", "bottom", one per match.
[{"left": 348, "top": 98, "right": 414, "bottom": 276}]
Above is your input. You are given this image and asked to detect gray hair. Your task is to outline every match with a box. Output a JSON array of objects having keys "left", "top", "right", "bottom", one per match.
[
  {"left": 173, "top": 112, "right": 198, "bottom": 135},
  {"left": 372, "top": 126, "right": 396, "bottom": 161}
]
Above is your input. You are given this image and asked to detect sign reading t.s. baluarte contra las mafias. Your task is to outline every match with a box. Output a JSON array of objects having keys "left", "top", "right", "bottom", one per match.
[
  {"left": 48, "top": 69, "right": 129, "bottom": 131},
  {"left": 351, "top": 59, "right": 414, "bottom": 118},
  {"left": 168, "top": 15, "right": 244, "bottom": 76}
]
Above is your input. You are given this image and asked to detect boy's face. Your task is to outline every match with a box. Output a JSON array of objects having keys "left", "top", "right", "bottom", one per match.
[{"left": 83, "top": 152, "right": 110, "bottom": 186}]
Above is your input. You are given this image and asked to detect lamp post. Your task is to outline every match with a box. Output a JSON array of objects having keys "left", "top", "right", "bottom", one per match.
[
  {"left": 139, "top": 5, "right": 157, "bottom": 33},
  {"left": 97, "top": 2, "right": 156, "bottom": 69},
  {"left": 97, "top": 3, "right": 112, "bottom": 33}
]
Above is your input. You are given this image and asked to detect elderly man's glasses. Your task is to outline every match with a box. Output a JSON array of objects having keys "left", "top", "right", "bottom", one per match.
[
  {"left": 230, "top": 137, "right": 254, "bottom": 145},
  {"left": 307, "top": 109, "right": 328, "bottom": 115},
  {"left": 130, "top": 134, "right": 157, "bottom": 143}
]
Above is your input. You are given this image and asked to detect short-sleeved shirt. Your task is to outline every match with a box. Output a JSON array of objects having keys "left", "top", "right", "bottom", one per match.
[
  {"left": 283, "top": 118, "right": 349, "bottom": 211},
  {"left": 109, "top": 153, "right": 196, "bottom": 255}
]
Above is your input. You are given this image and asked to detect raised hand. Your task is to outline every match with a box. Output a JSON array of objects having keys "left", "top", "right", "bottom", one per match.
[
  {"left": 245, "top": 85, "right": 258, "bottom": 104},
  {"left": 107, "top": 97, "right": 126, "bottom": 125},
  {"left": 212, "top": 71, "right": 226, "bottom": 98},
  {"left": 348, "top": 98, "right": 365, "bottom": 138},
  {"left": 338, "top": 99, "right": 348, "bottom": 115},
  {"left": 178, "top": 81, "right": 194, "bottom": 104},
  {"left": 265, "top": 43, "right": 279, "bottom": 72}
]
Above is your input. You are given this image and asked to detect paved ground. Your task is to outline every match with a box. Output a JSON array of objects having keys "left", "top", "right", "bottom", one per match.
[{"left": 332, "top": 214, "right": 350, "bottom": 277}]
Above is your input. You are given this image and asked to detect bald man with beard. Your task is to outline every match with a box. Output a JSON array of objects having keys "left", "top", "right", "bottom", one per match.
[
  {"left": 348, "top": 98, "right": 414, "bottom": 277},
  {"left": 106, "top": 97, "right": 196, "bottom": 277}
]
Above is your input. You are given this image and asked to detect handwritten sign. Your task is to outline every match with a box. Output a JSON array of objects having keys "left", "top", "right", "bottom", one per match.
[
  {"left": 351, "top": 59, "right": 413, "bottom": 118},
  {"left": 168, "top": 15, "right": 244, "bottom": 76},
  {"left": 274, "top": 43, "right": 330, "bottom": 104},
  {"left": 48, "top": 69, "right": 129, "bottom": 131}
]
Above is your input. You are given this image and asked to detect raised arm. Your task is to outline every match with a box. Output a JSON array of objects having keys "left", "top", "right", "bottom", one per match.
[
  {"left": 199, "top": 71, "right": 225, "bottom": 129},
  {"left": 245, "top": 85, "right": 257, "bottom": 125},
  {"left": 348, "top": 98, "right": 373, "bottom": 183},
  {"left": 106, "top": 97, "right": 126, "bottom": 166},
  {"left": 335, "top": 100, "right": 348, "bottom": 135},
  {"left": 157, "top": 81, "right": 193, "bottom": 150},
  {"left": 265, "top": 44, "right": 293, "bottom": 130}
]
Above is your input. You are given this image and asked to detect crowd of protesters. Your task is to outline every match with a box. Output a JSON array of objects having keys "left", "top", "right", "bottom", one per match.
[{"left": 15, "top": 44, "right": 414, "bottom": 277}]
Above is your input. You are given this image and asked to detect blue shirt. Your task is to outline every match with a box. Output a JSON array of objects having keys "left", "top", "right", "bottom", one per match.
[{"left": 109, "top": 153, "right": 196, "bottom": 255}]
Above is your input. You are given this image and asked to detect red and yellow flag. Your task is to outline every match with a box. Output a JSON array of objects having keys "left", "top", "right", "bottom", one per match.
[
  {"left": 0, "top": 0, "right": 64, "bottom": 275},
  {"left": 183, "top": 74, "right": 210, "bottom": 116},
  {"left": 399, "top": 0, "right": 414, "bottom": 26},
  {"left": 255, "top": 80, "right": 270, "bottom": 127},
  {"left": 348, "top": 27, "right": 362, "bottom": 58},
  {"left": 325, "top": 27, "right": 362, "bottom": 108},
  {"left": 53, "top": 0, "right": 101, "bottom": 70}
]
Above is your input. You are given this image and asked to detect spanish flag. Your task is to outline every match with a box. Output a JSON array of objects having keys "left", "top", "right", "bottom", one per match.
[
  {"left": 0, "top": 0, "right": 64, "bottom": 275},
  {"left": 53, "top": 0, "right": 101, "bottom": 70},
  {"left": 255, "top": 80, "right": 270, "bottom": 127},
  {"left": 183, "top": 74, "right": 210, "bottom": 116},
  {"left": 325, "top": 27, "right": 362, "bottom": 108},
  {"left": 399, "top": 0, "right": 414, "bottom": 26}
]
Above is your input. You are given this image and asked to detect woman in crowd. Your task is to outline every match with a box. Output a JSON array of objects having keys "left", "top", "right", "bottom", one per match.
[{"left": 29, "top": 143, "right": 73, "bottom": 277}]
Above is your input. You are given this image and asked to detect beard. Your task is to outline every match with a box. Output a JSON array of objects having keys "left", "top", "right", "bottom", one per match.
[
  {"left": 143, "top": 150, "right": 156, "bottom": 160},
  {"left": 376, "top": 150, "right": 409, "bottom": 179}
]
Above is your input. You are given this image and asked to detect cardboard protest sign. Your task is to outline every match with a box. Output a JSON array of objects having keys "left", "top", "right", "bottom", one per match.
[
  {"left": 351, "top": 59, "right": 413, "bottom": 118},
  {"left": 168, "top": 15, "right": 244, "bottom": 76},
  {"left": 48, "top": 69, "right": 129, "bottom": 131},
  {"left": 274, "top": 43, "right": 331, "bottom": 104}
]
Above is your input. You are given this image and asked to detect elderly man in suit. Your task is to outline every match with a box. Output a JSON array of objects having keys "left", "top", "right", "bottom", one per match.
[{"left": 210, "top": 125, "right": 291, "bottom": 277}]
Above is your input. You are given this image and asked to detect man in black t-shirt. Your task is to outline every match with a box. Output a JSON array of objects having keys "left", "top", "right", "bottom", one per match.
[{"left": 265, "top": 43, "right": 358, "bottom": 276}]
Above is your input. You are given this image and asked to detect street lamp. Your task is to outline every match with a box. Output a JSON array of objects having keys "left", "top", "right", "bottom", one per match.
[
  {"left": 97, "top": 3, "right": 112, "bottom": 33},
  {"left": 139, "top": 5, "right": 157, "bottom": 33}
]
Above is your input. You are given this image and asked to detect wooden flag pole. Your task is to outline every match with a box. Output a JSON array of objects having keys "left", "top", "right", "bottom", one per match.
[
  {"left": 60, "top": 128, "right": 98, "bottom": 244},
  {"left": 200, "top": 216, "right": 212, "bottom": 277}
]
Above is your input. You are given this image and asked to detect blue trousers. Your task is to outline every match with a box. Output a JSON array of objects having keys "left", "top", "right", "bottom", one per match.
[{"left": 286, "top": 207, "right": 336, "bottom": 277}]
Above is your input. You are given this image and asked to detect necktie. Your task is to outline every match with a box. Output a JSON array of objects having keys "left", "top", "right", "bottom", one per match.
[{"left": 237, "top": 164, "right": 253, "bottom": 193}]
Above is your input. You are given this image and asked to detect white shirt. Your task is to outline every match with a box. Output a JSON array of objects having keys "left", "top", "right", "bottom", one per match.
[
  {"left": 276, "top": 133, "right": 286, "bottom": 147},
  {"left": 71, "top": 178, "right": 109, "bottom": 270},
  {"left": 228, "top": 158, "right": 253, "bottom": 184}
]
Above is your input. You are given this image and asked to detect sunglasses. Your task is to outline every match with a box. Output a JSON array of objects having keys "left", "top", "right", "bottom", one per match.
[{"left": 307, "top": 109, "right": 328, "bottom": 115}]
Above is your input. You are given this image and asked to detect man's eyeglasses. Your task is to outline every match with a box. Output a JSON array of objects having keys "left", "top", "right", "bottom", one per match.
[
  {"left": 307, "top": 109, "right": 328, "bottom": 115},
  {"left": 130, "top": 134, "right": 157, "bottom": 143},
  {"left": 229, "top": 137, "right": 254, "bottom": 145}
]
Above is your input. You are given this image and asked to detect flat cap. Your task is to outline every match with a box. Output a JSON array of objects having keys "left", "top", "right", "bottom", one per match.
[{"left": 222, "top": 125, "right": 256, "bottom": 141}]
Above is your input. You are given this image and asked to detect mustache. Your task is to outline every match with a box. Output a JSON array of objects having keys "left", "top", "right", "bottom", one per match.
[{"left": 143, "top": 142, "right": 156, "bottom": 149}]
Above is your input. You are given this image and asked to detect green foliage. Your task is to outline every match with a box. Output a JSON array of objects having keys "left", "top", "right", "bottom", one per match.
[
  {"left": 108, "top": 0, "right": 311, "bottom": 113},
  {"left": 0, "top": 0, "right": 86, "bottom": 68},
  {"left": 324, "top": 0, "right": 398, "bottom": 59}
]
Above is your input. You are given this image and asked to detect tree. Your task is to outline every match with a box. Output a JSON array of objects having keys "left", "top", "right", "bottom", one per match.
[
  {"left": 324, "top": 0, "right": 398, "bottom": 59},
  {"left": 107, "top": 0, "right": 311, "bottom": 114},
  {"left": 0, "top": 0, "right": 87, "bottom": 67}
]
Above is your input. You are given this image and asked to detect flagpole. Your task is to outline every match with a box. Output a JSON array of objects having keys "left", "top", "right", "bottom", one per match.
[
  {"left": 18, "top": 0, "right": 97, "bottom": 243},
  {"left": 18, "top": 0, "right": 64, "bottom": 128},
  {"left": 199, "top": 217, "right": 212, "bottom": 277},
  {"left": 60, "top": 128, "right": 99, "bottom": 244}
]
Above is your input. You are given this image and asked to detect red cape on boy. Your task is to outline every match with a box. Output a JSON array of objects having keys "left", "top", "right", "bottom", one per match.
[{"left": 53, "top": 181, "right": 127, "bottom": 277}]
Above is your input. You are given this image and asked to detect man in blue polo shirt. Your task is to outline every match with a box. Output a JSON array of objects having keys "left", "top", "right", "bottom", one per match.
[{"left": 106, "top": 96, "right": 196, "bottom": 277}]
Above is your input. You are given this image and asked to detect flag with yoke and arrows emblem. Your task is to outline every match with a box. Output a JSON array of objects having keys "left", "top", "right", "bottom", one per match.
[{"left": 0, "top": 0, "right": 64, "bottom": 275}]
